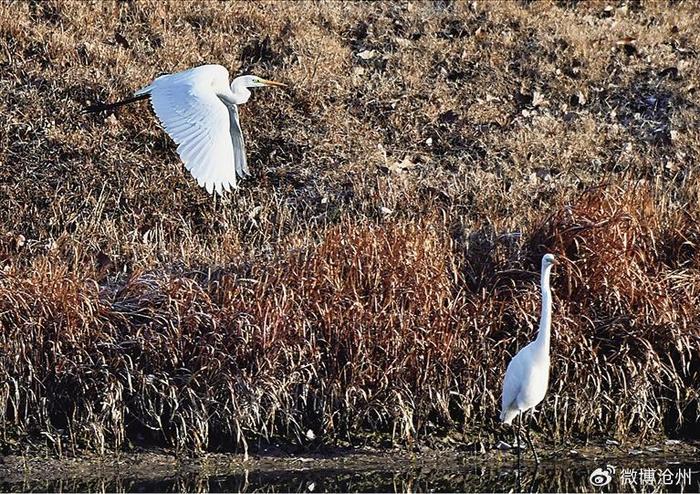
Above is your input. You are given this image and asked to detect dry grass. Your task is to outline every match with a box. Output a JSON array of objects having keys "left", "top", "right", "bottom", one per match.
[{"left": 0, "top": 1, "right": 699, "bottom": 455}]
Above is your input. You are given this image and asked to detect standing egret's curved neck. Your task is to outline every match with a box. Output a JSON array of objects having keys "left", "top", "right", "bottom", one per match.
[
  {"left": 230, "top": 77, "right": 251, "bottom": 105},
  {"left": 535, "top": 263, "right": 553, "bottom": 351}
]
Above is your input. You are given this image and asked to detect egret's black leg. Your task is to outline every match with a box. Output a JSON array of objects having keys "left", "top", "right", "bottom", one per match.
[
  {"left": 517, "top": 414, "right": 522, "bottom": 463},
  {"left": 82, "top": 93, "right": 150, "bottom": 114},
  {"left": 528, "top": 461, "right": 540, "bottom": 493},
  {"left": 523, "top": 411, "right": 539, "bottom": 464},
  {"left": 516, "top": 414, "right": 522, "bottom": 492}
]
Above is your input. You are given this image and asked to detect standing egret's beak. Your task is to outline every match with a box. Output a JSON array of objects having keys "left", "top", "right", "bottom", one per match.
[
  {"left": 261, "top": 79, "right": 287, "bottom": 87},
  {"left": 552, "top": 258, "right": 560, "bottom": 266}
]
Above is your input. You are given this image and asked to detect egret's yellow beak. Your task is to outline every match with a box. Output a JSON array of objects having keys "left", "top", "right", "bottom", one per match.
[{"left": 261, "top": 79, "right": 287, "bottom": 87}]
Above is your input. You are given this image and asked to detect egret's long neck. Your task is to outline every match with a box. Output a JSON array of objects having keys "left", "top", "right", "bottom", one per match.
[
  {"left": 534, "top": 264, "right": 553, "bottom": 352},
  {"left": 230, "top": 78, "right": 251, "bottom": 105}
]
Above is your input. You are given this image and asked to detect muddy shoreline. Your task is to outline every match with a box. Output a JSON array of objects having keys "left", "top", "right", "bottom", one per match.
[{"left": 1, "top": 440, "right": 698, "bottom": 489}]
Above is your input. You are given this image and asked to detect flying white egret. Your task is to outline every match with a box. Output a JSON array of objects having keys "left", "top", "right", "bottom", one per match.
[
  {"left": 500, "top": 253, "right": 558, "bottom": 465},
  {"left": 84, "top": 64, "right": 286, "bottom": 195}
]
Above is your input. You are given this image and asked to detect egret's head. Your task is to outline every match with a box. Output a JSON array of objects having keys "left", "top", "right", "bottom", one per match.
[
  {"left": 542, "top": 253, "right": 558, "bottom": 268},
  {"left": 240, "top": 75, "right": 287, "bottom": 88}
]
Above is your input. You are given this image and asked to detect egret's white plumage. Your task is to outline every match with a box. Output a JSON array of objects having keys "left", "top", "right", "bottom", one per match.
[
  {"left": 500, "top": 253, "right": 557, "bottom": 463},
  {"left": 86, "top": 64, "right": 285, "bottom": 195},
  {"left": 501, "top": 254, "right": 556, "bottom": 423}
]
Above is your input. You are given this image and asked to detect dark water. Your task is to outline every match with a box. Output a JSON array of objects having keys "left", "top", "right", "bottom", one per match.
[{"left": 2, "top": 458, "right": 699, "bottom": 493}]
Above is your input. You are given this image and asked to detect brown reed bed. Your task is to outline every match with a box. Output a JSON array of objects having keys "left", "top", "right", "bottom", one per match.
[
  {"left": 1, "top": 1, "right": 699, "bottom": 455},
  {"left": 1, "top": 183, "right": 698, "bottom": 454}
]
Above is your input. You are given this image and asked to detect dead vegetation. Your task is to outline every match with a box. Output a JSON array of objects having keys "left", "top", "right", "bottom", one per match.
[{"left": 0, "top": 1, "right": 699, "bottom": 455}]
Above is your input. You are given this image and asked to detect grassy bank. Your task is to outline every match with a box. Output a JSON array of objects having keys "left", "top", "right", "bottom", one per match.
[{"left": 1, "top": 1, "right": 699, "bottom": 455}]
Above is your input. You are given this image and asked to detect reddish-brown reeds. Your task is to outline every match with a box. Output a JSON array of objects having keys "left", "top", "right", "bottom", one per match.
[{"left": 2, "top": 184, "right": 698, "bottom": 454}]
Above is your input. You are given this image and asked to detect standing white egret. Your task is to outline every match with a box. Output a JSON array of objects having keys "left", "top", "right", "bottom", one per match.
[
  {"left": 84, "top": 64, "right": 286, "bottom": 195},
  {"left": 500, "top": 253, "right": 558, "bottom": 465}
]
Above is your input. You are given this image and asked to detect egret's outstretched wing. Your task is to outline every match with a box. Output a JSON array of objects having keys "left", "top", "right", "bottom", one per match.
[
  {"left": 146, "top": 65, "right": 237, "bottom": 195},
  {"left": 218, "top": 99, "right": 250, "bottom": 178}
]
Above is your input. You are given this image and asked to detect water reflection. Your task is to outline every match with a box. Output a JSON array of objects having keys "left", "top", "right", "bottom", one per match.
[{"left": 2, "top": 457, "right": 698, "bottom": 493}]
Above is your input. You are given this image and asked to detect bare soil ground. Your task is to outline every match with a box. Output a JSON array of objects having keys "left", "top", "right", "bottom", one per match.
[{"left": 0, "top": 1, "right": 699, "bottom": 455}]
